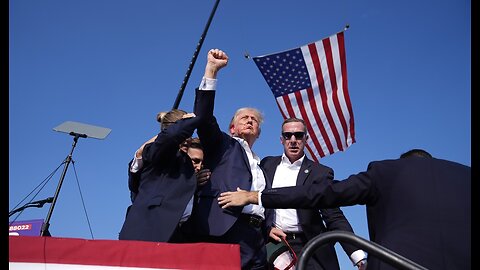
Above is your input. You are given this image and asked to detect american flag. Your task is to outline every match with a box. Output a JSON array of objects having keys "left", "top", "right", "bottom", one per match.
[{"left": 253, "top": 31, "right": 355, "bottom": 161}]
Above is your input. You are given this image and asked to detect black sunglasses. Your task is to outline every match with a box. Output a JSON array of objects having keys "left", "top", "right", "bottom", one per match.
[{"left": 282, "top": 132, "right": 306, "bottom": 140}]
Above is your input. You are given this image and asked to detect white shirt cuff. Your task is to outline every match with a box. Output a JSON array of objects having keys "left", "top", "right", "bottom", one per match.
[
  {"left": 350, "top": 250, "right": 367, "bottom": 265},
  {"left": 257, "top": 192, "right": 263, "bottom": 207},
  {"left": 199, "top": 76, "right": 217, "bottom": 90},
  {"left": 129, "top": 151, "right": 144, "bottom": 173}
]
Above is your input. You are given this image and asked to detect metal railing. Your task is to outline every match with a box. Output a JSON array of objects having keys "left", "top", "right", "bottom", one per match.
[{"left": 296, "top": 231, "right": 429, "bottom": 270}]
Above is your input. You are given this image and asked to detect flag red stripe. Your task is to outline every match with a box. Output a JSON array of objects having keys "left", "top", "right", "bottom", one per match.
[
  {"left": 281, "top": 95, "right": 297, "bottom": 119},
  {"left": 337, "top": 32, "right": 356, "bottom": 144},
  {"left": 304, "top": 88, "right": 332, "bottom": 157},
  {"left": 307, "top": 43, "right": 341, "bottom": 155},
  {"left": 323, "top": 37, "right": 347, "bottom": 151},
  {"left": 275, "top": 99, "right": 288, "bottom": 120},
  {"left": 294, "top": 90, "right": 326, "bottom": 159},
  {"left": 304, "top": 142, "right": 319, "bottom": 162}
]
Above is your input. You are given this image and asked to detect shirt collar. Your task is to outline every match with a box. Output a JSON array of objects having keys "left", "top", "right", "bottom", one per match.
[
  {"left": 233, "top": 136, "right": 260, "bottom": 163},
  {"left": 280, "top": 153, "right": 304, "bottom": 166}
]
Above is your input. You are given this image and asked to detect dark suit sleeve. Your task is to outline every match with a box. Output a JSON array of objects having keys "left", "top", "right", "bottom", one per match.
[
  {"left": 142, "top": 116, "right": 201, "bottom": 166},
  {"left": 311, "top": 163, "right": 362, "bottom": 257},
  {"left": 194, "top": 89, "right": 215, "bottom": 120},
  {"left": 261, "top": 163, "right": 376, "bottom": 209},
  {"left": 193, "top": 89, "right": 228, "bottom": 167}
]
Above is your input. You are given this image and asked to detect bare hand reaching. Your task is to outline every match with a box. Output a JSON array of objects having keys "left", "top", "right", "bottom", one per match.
[
  {"left": 196, "top": 168, "right": 211, "bottom": 187},
  {"left": 218, "top": 187, "right": 258, "bottom": 208}
]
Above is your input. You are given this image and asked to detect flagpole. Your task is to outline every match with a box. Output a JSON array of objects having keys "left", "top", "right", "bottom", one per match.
[{"left": 172, "top": 0, "right": 221, "bottom": 109}]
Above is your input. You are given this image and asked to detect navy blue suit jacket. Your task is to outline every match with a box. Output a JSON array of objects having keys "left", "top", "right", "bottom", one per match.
[
  {"left": 118, "top": 116, "right": 200, "bottom": 242},
  {"left": 261, "top": 157, "right": 471, "bottom": 270},
  {"left": 261, "top": 156, "right": 360, "bottom": 270},
  {"left": 190, "top": 89, "right": 270, "bottom": 236}
]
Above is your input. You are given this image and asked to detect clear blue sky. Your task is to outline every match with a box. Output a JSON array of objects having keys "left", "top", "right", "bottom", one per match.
[{"left": 9, "top": 0, "right": 470, "bottom": 268}]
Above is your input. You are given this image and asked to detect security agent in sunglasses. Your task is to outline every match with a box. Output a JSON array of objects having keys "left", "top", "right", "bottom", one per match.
[
  {"left": 259, "top": 117, "right": 366, "bottom": 270},
  {"left": 219, "top": 145, "right": 471, "bottom": 270}
]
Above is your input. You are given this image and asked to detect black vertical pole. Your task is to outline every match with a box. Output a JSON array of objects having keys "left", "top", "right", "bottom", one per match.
[
  {"left": 172, "top": 0, "right": 221, "bottom": 109},
  {"left": 40, "top": 133, "right": 85, "bottom": 236}
]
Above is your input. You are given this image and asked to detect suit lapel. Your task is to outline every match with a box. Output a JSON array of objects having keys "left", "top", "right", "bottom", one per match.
[
  {"left": 264, "top": 157, "right": 282, "bottom": 186},
  {"left": 297, "top": 158, "right": 313, "bottom": 186}
]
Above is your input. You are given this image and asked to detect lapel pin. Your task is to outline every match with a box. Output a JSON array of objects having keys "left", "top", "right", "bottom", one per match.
[{"left": 304, "top": 169, "right": 309, "bottom": 174}]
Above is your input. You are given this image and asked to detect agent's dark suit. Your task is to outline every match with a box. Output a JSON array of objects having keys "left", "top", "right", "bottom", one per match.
[
  {"left": 190, "top": 89, "right": 269, "bottom": 269},
  {"left": 261, "top": 156, "right": 471, "bottom": 270},
  {"left": 261, "top": 156, "right": 362, "bottom": 270},
  {"left": 119, "top": 116, "right": 200, "bottom": 242}
]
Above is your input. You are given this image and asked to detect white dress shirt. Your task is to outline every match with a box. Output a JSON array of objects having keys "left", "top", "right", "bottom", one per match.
[
  {"left": 233, "top": 137, "right": 266, "bottom": 219},
  {"left": 272, "top": 154, "right": 304, "bottom": 232}
]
